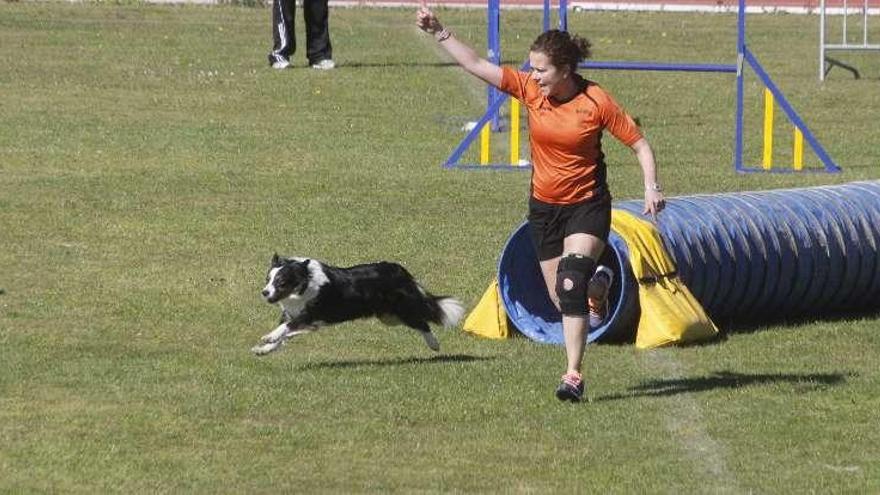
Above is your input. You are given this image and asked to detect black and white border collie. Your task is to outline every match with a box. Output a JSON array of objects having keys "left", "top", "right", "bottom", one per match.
[{"left": 252, "top": 254, "right": 465, "bottom": 356}]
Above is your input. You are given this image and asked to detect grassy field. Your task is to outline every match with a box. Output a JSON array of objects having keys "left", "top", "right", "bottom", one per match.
[{"left": 1, "top": 2, "right": 879, "bottom": 492}]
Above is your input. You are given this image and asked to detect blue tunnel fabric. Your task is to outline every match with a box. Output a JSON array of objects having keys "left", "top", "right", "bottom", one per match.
[
  {"left": 497, "top": 223, "right": 639, "bottom": 344},
  {"left": 498, "top": 181, "right": 880, "bottom": 345}
]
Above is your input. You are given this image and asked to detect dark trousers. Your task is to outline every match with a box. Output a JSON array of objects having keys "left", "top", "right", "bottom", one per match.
[{"left": 268, "top": 0, "right": 332, "bottom": 65}]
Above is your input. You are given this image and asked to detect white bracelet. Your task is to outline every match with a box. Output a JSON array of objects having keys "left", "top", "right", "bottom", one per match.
[{"left": 435, "top": 28, "right": 452, "bottom": 42}]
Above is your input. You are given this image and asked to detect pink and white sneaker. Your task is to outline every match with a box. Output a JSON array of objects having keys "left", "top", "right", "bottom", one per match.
[{"left": 588, "top": 266, "right": 614, "bottom": 329}]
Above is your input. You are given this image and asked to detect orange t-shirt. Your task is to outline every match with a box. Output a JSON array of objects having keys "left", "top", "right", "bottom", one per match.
[{"left": 499, "top": 66, "right": 643, "bottom": 205}]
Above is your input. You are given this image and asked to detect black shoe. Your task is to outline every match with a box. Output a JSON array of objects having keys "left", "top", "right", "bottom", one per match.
[{"left": 555, "top": 372, "right": 584, "bottom": 402}]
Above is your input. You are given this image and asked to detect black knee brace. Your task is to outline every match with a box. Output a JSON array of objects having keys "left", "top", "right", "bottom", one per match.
[{"left": 555, "top": 254, "right": 596, "bottom": 316}]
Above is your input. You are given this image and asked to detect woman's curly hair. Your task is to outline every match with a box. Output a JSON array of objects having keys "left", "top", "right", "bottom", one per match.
[{"left": 530, "top": 29, "right": 592, "bottom": 73}]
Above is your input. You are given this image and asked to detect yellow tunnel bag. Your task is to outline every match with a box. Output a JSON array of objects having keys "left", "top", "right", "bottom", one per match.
[
  {"left": 610, "top": 210, "right": 719, "bottom": 349},
  {"left": 462, "top": 278, "right": 509, "bottom": 339}
]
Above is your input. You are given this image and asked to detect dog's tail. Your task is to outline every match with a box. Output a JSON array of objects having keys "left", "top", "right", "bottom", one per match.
[{"left": 433, "top": 296, "right": 465, "bottom": 328}]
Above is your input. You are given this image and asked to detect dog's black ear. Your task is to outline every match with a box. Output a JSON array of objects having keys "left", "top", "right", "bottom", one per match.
[
  {"left": 295, "top": 259, "right": 312, "bottom": 277},
  {"left": 271, "top": 253, "right": 281, "bottom": 267}
]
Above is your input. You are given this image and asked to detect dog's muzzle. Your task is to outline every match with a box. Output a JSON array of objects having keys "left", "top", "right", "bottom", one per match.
[{"left": 262, "top": 287, "right": 279, "bottom": 303}]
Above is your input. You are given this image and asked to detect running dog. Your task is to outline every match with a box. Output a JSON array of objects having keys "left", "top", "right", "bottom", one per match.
[{"left": 252, "top": 254, "right": 465, "bottom": 355}]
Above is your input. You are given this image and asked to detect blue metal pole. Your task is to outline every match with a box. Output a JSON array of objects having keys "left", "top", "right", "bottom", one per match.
[
  {"left": 445, "top": 61, "right": 531, "bottom": 167},
  {"left": 488, "top": 0, "right": 501, "bottom": 132},
  {"left": 445, "top": 93, "right": 509, "bottom": 167},
  {"left": 743, "top": 47, "right": 842, "bottom": 172},
  {"left": 734, "top": 0, "right": 745, "bottom": 172},
  {"left": 543, "top": 0, "right": 551, "bottom": 32},
  {"left": 559, "top": 0, "right": 568, "bottom": 31},
  {"left": 580, "top": 61, "right": 736, "bottom": 72}
]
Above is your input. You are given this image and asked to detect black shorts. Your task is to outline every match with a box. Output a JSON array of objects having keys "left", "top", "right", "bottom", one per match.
[{"left": 527, "top": 192, "right": 612, "bottom": 261}]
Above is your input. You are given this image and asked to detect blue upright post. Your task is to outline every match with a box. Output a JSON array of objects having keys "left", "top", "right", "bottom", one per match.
[
  {"left": 734, "top": 0, "right": 746, "bottom": 171},
  {"left": 488, "top": 0, "right": 501, "bottom": 131},
  {"left": 559, "top": 0, "right": 568, "bottom": 31},
  {"left": 543, "top": 0, "right": 551, "bottom": 32}
]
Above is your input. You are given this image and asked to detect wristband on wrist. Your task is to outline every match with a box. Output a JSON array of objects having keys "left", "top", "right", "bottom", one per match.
[
  {"left": 646, "top": 182, "right": 662, "bottom": 192},
  {"left": 435, "top": 28, "right": 452, "bottom": 42}
]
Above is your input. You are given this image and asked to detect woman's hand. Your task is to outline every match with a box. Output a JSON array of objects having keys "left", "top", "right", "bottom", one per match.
[
  {"left": 416, "top": 1, "right": 442, "bottom": 35},
  {"left": 643, "top": 188, "right": 666, "bottom": 221},
  {"left": 414, "top": 0, "right": 504, "bottom": 86}
]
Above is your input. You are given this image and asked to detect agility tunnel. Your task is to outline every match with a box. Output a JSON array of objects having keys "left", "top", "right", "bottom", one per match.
[{"left": 497, "top": 181, "right": 880, "bottom": 345}]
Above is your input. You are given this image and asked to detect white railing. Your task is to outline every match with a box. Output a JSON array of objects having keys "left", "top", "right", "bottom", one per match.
[{"left": 820, "top": 0, "right": 880, "bottom": 80}]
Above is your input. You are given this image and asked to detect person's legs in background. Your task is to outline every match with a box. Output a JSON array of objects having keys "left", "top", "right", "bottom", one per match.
[
  {"left": 268, "top": 0, "right": 296, "bottom": 68},
  {"left": 304, "top": 0, "right": 333, "bottom": 68}
]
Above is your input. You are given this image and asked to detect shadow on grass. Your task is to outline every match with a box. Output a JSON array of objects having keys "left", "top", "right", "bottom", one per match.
[
  {"left": 297, "top": 353, "right": 495, "bottom": 371},
  {"left": 720, "top": 307, "right": 880, "bottom": 335},
  {"left": 594, "top": 370, "right": 852, "bottom": 402}
]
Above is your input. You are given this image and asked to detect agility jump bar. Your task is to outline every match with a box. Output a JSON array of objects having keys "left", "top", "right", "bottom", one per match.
[
  {"left": 581, "top": 61, "right": 736, "bottom": 73},
  {"left": 444, "top": 60, "right": 533, "bottom": 170},
  {"left": 735, "top": 46, "right": 841, "bottom": 173}
]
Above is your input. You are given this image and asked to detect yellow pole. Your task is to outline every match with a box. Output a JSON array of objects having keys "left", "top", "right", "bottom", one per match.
[
  {"left": 480, "top": 122, "right": 490, "bottom": 165},
  {"left": 762, "top": 88, "right": 774, "bottom": 170},
  {"left": 793, "top": 127, "right": 804, "bottom": 171},
  {"left": 509, "top": 99, "right": 520, "bottom": 166}
]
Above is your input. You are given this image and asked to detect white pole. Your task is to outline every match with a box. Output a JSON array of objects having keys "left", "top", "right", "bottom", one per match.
[{"left": 820, "top": 0, "right": 826, "bottom": 81}]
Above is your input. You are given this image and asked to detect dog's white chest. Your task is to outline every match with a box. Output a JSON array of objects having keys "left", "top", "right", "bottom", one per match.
[{"left": 279, "top": 297, "right": 308, "bottom": 319}]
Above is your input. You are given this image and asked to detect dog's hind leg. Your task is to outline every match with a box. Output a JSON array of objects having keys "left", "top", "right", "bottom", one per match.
[
  {"left": 419, "top": 329, "right": 440, "bottom": 352},
  {"left": 401, "top": 318, "right": 440, "bottom": 352}
]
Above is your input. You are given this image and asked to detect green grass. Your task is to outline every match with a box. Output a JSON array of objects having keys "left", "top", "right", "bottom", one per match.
[{"left": 1, "top": 3, "right": 879, "bottom": 492}]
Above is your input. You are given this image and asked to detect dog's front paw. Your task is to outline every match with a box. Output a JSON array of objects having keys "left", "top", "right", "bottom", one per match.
[
  {"left": 261, "top": 324, "right": 288, "bottom": 344},
  {"left": 251, "top": 341, "right": 282, "bottom": 356}
]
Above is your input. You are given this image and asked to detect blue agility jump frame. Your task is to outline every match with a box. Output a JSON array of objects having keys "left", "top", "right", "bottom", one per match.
[{"left": 444, "top": 0, "right": 841, "bottom": 173}]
